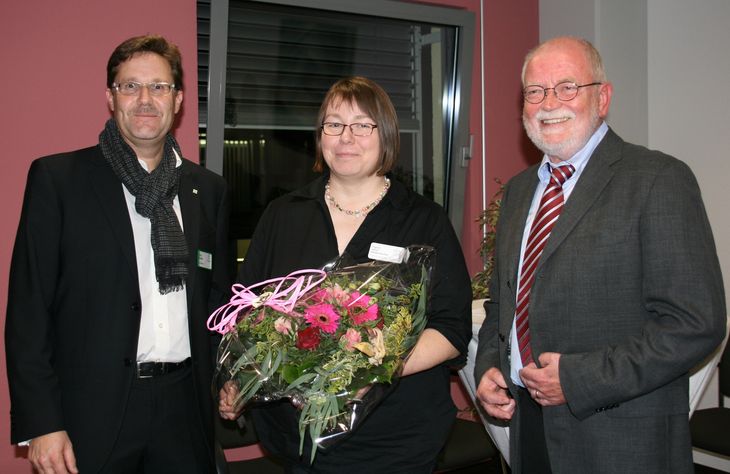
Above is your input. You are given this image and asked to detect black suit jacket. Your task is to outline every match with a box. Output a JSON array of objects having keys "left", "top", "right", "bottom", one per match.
[{"left": 5, "top": 145, "right": 231, "bottom": 472}]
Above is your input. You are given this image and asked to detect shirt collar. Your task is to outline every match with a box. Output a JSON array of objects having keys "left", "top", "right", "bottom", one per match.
[
  {"left": 537, "top": 121, "right": 608, "bottom": 181},
  {"left": 137, "top": 148, "right": 183, "bottom": 172}
]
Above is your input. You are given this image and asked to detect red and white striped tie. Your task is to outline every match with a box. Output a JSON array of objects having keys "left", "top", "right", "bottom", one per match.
[{"left": 516, "top": 164, "right": 575, "bottom": 365}]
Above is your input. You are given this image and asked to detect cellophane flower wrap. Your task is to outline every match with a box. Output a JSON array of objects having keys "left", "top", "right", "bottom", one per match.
[{"left": 207, "top": 245, "right": 435, "bottom": 461}]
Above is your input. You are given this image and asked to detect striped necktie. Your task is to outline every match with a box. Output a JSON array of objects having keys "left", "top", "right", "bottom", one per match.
[{"left": 516, "top": 164, "right": 575, "bottom": 365}]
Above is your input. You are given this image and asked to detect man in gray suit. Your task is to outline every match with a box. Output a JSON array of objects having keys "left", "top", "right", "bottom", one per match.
[{"left": 474, "top": 36, "right": 726, "bottom": 474}]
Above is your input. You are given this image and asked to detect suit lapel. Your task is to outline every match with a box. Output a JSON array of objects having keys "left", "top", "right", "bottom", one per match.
[
  {"left": 503, "top": 169, "right": 541, "bottom": 295},
  {"left": 179, "top": 161, "right": 200, "bottom": 310},
  {"left": 539, "top": 129, "right": 623, "bottom": 265},
  {"left": 88, "top": 148, "right": 138, "bottom": 277}
]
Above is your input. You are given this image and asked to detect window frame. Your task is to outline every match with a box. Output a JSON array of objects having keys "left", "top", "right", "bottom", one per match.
[{"left": 203, "top": 0, "right": 474, "bottom": 237}]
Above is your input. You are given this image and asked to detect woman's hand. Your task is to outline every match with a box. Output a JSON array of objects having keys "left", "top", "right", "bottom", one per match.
[{"left": 219, "top": 380, "right": 243, "bottom": 420}]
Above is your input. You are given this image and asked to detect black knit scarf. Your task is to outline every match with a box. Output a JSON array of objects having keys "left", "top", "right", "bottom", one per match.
[{"left": 99, "top": 118, "right": 188, "bottom": 294}]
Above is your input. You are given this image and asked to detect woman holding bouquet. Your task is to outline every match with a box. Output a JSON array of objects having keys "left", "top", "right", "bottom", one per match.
[{"left": 221, "top": 76, "right": 472, "bottom": 473}]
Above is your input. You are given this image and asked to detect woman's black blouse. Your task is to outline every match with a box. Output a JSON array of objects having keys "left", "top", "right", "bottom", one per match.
[{"left": 237, "top": 175, "right": 472, "bottom": 473}]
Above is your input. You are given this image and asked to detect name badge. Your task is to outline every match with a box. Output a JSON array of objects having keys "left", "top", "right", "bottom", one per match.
[
  {"left": 197, "top": 250, "right": 213, "bottom": 270},
  {"left": 368, "top": 242, "right": 409, "bottom": 263}
]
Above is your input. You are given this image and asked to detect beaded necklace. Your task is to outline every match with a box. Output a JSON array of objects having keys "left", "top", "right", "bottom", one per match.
[{"left": 325, "top": 177, "right": 391, "bottom": 218}]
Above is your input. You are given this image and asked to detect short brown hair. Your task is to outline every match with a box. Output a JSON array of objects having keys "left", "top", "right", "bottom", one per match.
[
  {"left": 314, "top": 76, "right": 399, "bottom": 175},
  {"left": 107, "top": 35, "right": 183, "bottom": 90}
]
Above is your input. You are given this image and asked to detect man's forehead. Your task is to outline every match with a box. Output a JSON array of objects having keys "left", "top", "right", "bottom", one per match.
[
  {"left": 115, "top": 52, "right": 172, "bottom": 78},
  {"left": 526, "top": 47, "right": 589, "bottom": 79},
  {"left": 124, "top": 52, "right": 168, "bottom": 66}
]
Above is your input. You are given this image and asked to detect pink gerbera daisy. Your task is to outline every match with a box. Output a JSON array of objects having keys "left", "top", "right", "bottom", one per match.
[
  {"left": 304, "top": 303, "right": 341, "bottom": 334},
  {"left": 346, "top": 292, "right": 379, "bottom": 325}
]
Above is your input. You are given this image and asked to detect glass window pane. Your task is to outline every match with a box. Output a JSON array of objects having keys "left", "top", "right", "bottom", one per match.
[{"left": 198, "top": 0, "right": 469, "bottom": 260}]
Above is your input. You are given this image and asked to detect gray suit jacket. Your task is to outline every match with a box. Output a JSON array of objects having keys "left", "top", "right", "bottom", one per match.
[{"left": 474, "top": 128, "right": 726, "bottom": 474}]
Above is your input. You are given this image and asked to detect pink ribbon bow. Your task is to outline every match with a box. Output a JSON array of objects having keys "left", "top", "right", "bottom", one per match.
[{"left": 207, "top": 269, "right": 327, "bottom": 334}]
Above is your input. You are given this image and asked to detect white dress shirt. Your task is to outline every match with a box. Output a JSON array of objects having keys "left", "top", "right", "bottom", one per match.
[{"left": 123, "top": 154, "right": 191, "bottom": 363}]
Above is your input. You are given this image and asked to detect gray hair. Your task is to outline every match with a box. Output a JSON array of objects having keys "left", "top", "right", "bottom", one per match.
[{"left": 521, "top": 37, "right": 607, "bottom": 86}]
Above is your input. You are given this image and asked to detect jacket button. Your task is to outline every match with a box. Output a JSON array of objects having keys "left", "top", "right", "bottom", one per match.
[{"left": 131, "top": 302, "right": 141, "bottom": 312}]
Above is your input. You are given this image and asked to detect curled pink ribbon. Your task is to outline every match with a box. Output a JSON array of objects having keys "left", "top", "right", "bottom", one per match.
[{"left": 207, "top": 269, "right": 327, "bottom": 334}]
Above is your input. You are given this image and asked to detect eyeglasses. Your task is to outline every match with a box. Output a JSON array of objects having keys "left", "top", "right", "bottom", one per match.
[
  {"left": 112, "top": 81, "right": 176, "bottom": 97},
  {"left": 321, "top": 122, "right": 378, "bottom": 137},
  {"left": 523, "top": 81, "right": 602, "bottom": 104}
]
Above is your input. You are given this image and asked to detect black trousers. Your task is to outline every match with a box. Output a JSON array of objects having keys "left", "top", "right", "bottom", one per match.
[
  {"left": 516, "top": 387, "right": 553, "bottom": 474},
  {"left": 99, "top": 366, "right": 212, "bottom": 474}
]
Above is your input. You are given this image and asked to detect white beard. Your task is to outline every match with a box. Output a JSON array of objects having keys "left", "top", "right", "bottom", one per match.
[{"left": 523, "top": 106, "right": 601, "bottom": 161}]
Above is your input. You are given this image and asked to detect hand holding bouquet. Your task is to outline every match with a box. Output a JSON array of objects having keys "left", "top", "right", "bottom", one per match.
[{"left": 207, "top": 245, "right": 435, "bottom": 461}]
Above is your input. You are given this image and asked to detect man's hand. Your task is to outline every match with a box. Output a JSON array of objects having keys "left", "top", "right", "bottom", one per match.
[
  {"left": 519, "top": 352, "right": 566, "bottom": 406},
  {"left": 476, "top": 367, "right": 515, "bottom": 420},
  {"left": 28, "top": 430, "right": 78, "bottom": 474},
  {"left": 218, "top": 380, "right": 243, "bottom": 420}
]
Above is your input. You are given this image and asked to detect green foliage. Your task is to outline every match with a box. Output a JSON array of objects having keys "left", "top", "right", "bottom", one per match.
[
  {"left": 472, "top": 180, "right": 504, "bottom": 299},
  {"left": 220, "top": 266, "right": 430, "bottom": 462}
]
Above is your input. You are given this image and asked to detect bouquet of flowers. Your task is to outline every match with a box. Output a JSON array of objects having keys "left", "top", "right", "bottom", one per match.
[{"left": 207, "top": 245, "right": 435, "bottom": 461}]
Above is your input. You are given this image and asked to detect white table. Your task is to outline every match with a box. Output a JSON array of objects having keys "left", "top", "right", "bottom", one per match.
[{"left": 459, "top": 305, "right": 729, "bottom": 467}]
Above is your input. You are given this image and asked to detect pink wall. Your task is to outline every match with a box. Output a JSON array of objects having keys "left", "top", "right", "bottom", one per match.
[
  {"left": 0, "top": 1, "right": 538, "bottom": 472},
  {"left": 414, "top": 0, "right": 541, "bottom": 275},
  {"left": 407, "top": 0, "right": 540, "bottom": 274},
  {"left": 0, "top": 2, "right": 199, "bottom": 472}
]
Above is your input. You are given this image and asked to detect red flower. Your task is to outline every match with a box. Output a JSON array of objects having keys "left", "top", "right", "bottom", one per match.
[{"left": 296, "top": 326, "right": 321, "bottom": 350}]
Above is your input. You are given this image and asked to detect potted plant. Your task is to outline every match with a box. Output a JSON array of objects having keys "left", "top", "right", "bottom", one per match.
[{"left": 471, "top": 180, "right": 503, "bottom": 322}]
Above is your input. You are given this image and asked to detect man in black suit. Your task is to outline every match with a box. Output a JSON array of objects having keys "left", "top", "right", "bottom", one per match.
[{"left": 5, "top": 35, "right": 231, "bottom": 473}]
